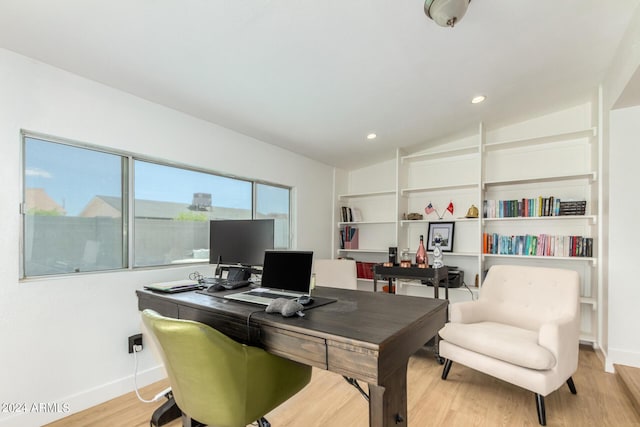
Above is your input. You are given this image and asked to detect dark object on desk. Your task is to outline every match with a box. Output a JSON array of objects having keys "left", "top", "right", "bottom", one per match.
[
  {"left": 142, "top": 309, "right": 311, "bottom": 427},
  {"left": 201, "top": 277, "right": 251, "bottom": 292},
  {"left": 297, "top": 295, "right": 313, "bottom": 305},
  {"left": 144, "top": 280, "right": 203, "bottom": 293},
  {"left": 266, "top": 298, "right": 304, "bottom": 317},
  {"left": 206, "top": 283, "right": 225, "bottom": 292}
]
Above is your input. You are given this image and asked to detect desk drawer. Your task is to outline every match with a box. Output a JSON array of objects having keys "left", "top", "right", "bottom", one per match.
[
  {"left": 327, "top": 340, "right": 379, "bottom": 384},
  {"left": 138, "top": 294, "right": 179, "bottom": 318},
  {"left": 261, "top": 326, "right": 327, "bottom": 369}
]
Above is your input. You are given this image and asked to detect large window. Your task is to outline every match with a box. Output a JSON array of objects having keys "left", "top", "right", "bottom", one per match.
[
  {"left": 20, "top": 134, "right": 291, "bottom": 278},
  {"left": 22, "top": 137, "right": 126, "bottom": 276},
  {"left": 133, "top": 160, "right": 252, "bottom": 267},
  {"left": 255, "top": 183, "right": 291, "bottom": 249}
]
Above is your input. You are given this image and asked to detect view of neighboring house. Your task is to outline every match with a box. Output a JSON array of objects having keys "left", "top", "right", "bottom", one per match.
[
  {"left": 25, "top": 188, "right": 66, "bottom": 215},
  {"left": 79, "top": 194, "right": 251, "bottom": 220}
]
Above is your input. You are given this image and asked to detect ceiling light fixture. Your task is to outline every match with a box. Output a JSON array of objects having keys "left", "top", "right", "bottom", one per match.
[
  {"left": 424, "top": 0, "right": 471, "bottom": 28},
  {"left": 367, "top": 133, "right": 377, "bottom": 140},
  {"left": 471, "top": 95, "right": 486, "bottom": 104}
]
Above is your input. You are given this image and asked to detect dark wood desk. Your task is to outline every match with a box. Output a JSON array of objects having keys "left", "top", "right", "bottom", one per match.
[{"left": 137, "top": 287, "right": 447, "bottom": 427}]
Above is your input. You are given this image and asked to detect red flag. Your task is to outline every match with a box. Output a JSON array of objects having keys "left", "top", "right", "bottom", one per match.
[
  {"left": 425, "top": 202, "right": 435, "bottom": 215},
  {"left": 446, "top": 201, "right": 454, "bottom": 214}
]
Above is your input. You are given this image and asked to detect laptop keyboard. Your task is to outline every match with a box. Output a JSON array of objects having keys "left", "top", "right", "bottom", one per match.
[{"left": 246, "top": 291, "right": 298, "bottom": 300}]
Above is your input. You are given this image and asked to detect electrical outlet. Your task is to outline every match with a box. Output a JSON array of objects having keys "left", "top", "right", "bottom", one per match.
[{"left": 128, "top": 333, "right": 143, "bottom": 353}]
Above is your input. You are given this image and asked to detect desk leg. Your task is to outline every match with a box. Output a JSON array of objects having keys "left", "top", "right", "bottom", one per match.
[{"left": 367, "top": 362, "right": 408, "bottom": 427}]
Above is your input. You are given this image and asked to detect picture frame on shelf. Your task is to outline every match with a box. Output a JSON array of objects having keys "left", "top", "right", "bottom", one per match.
[{"left": 427, "top": 221, "right": 455, "bottom": 252}]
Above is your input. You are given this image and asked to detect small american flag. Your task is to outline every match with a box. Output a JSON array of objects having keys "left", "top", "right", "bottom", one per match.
[{"left": 425, "top": 202, "right": 435, "bottom": 215}]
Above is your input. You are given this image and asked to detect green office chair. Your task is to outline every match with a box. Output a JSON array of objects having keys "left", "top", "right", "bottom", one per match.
[{"left": 141, "top": 309, "right": 312, "bottom": 427}]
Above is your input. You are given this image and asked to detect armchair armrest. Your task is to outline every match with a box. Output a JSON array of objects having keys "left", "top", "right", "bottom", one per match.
[
  {"left": 538, "top": 315, "right": 580, "bottom": 375},
  {"left": 449, "top": 300, "right": 492, "bottom": 324}
]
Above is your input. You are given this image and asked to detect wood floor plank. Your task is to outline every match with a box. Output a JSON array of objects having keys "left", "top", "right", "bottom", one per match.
[
  {"left": 615, "top": 363, "right": 640, "bottom": 417},
  {"left": 46, "top": 346, "right": 640, "bottom": 427}
]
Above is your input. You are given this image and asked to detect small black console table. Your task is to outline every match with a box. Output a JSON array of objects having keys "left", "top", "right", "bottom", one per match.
[{"left": 373, "top": 265, "right": 449, "bottom": 299}]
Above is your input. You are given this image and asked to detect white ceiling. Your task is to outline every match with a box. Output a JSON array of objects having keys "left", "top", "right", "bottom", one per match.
[{"left": 1, "top": 0, "right": 638, "bottom": 169}]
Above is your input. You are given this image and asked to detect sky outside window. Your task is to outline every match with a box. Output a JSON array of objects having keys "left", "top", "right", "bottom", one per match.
[
  {"left": 134, "top": 160, "right": 251, "bottom": 210},
  {"left": 24, "top": 138, "right": 122, "bottom": 216}
]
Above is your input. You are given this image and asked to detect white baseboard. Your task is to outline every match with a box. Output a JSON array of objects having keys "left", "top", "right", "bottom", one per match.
[
  {"left": 606, "top": 347, "right": 640, "bottom": 372},
  {"left": 0, "top": 365, "right": 166, "bottom": 427}
]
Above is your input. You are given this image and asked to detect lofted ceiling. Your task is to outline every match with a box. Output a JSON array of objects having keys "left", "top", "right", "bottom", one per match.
[{"left": 1, "top": 1, "right": 639, "bottom": 169}]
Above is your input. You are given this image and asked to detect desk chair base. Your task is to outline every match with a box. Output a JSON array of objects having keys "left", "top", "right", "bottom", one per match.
[
  {"left": 150, "top": 395, "right": 182, "bottom": 427},
  {"left": 257, "top": 417, "right": 271, "bottom": 427},
  {"left": 442, "top": 360, "right": 577, "bottom": 426}
]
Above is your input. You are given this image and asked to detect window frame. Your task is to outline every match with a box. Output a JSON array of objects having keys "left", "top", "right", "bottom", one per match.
[{"left": 19, "top": 130, "right": 292, "bottom": 279}]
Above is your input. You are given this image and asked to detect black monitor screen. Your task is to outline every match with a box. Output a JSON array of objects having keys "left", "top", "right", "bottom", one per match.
[
  {"left": 209, "top": 219, "right": 275, "bottom": 266},
  {"left": 261, "top": 251, "right": 314, "bottom": 293}
]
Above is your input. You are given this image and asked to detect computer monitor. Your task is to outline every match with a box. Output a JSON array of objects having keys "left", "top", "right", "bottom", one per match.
[{"left": 208, "top": 219, "right": 275, "bottom": 267}]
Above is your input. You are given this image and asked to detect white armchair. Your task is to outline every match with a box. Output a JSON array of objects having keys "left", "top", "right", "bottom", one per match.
[{"left": 438, "top": 265, "right": 581, "bottom": 426}]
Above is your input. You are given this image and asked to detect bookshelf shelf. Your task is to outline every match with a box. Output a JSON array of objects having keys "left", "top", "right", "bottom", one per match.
[
  {"left": 483, "top": 172, "right": 597, "bottom": 188},
  {"left": 400, "top": 217, "right": 478, "bottom": 226},
  {"left": 338, "top": 190, "right": 395, "bottom": 200},
  {"left": 401, "top": 183, "right": 478, "bottom": 195},
  {"left": 482, "top": 253, "right": 597, "bottom": 266},
  {"left": 337, "top": 248, "right": 389, "bottom": 254},
  {"left": 401, "top": 146, "right": 479, "bottom": 163},
  {"left": 580, "top": 333, "right": 596, "bottom": 343},
  {"left": 401, "top": 249, "right": 480, "bottom": 258},
  {"left": 484, "top": 127, "right": 596, "bottom": 151},
  {"left": 338, "top": 220, "right": 396, "bottom": 226},
  {"left": 483, "top": 215, "right": 597, "bottom": 224},
  {"left": 437, "top": 251, "right": 479, "bottom": 258}
]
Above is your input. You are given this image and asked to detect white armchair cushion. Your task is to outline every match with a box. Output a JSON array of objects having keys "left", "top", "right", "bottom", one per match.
[{"left": 439, "top": 321, "right": 556, "bottom": 370}]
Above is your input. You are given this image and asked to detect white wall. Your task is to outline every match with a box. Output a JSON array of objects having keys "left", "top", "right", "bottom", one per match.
[
  {"left": 0, "top": 49, "right": 334, "bottom": 426},
  {"left": 602, "top": 5, "right": 640, "bottom": 371},
  {"left": 608, "top": 105, "right": 640, "bottom": 370}
]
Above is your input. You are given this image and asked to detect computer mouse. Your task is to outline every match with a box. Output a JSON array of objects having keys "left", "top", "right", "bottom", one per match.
[{"left": 297, "top": 295, "right": 313, "bottom": 305}]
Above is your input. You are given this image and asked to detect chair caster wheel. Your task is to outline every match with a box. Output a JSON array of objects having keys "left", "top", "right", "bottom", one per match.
[{"left": 436, "top": 356, "right": 445, "bottom": 365}]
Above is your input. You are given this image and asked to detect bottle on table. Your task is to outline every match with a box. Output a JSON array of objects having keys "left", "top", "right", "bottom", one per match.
[
  {"left": 432, "top": 237, "right": 444, "bottom": 268},
  {"left": 400, "top": 248, "right": 411, "bottom": 267},
  {"left": 416, "top": 234, "right": 428, "bottom": 268}
]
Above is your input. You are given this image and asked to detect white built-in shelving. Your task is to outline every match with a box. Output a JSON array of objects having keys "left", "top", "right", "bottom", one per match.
[{"left": 334, "top": 104, "right": 601, "bottom": 345}]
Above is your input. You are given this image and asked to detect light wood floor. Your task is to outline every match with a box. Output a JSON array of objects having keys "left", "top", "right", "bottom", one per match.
[{"left": 47, "top": 346, "right": 639, "bottom": 427}]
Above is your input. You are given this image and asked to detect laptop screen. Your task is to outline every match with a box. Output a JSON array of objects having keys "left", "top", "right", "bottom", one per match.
[{"left": 260, "top": 251, "right": 313, "bottom": 293}]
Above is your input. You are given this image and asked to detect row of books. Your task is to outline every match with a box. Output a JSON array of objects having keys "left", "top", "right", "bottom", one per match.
[
  {"left": 339, "top": 226, "right": 359, "bottom": 249},
  {"left": 482, "top": 233, "right": 593, "bottom": 258},
  {"left": 356, "top": 261, "right": 376, "bottom": 279},
  {"left": 340, "top": 206, "right": 362, "bottom": 222},
  {"left": 483, "top": 197, "right": 586, "bottom": 218}
]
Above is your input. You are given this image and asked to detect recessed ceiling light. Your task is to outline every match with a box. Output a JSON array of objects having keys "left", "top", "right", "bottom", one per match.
[
  {"left": 471, "top": 95, "right": 486, "bottom": 104},
  {"left": 367, "top": 133, "right": 377, "bottom": 140}
]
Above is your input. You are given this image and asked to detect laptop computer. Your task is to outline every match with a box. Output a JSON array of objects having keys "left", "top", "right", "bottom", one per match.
[
  {"left": 224, "top": 250, "right": 313, "bottom": 305},
  {"left": 144, "top": 279, "right": 203, "bottom": 293}
]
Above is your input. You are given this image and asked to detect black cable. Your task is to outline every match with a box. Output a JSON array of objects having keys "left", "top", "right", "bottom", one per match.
[
  {"left": 343, "top": 376, "right": 370, "bottom": 401},
  {"left": 246, "top": 309, "right": 264, "bottom": 344},
  {"left": 461, "top": 281, "right": 476, "bottom": 300}
]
